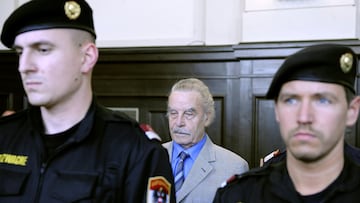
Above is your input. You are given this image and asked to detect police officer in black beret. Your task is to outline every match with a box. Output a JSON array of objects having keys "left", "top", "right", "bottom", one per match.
[
  {"left": 0, "top": 0, "right": 175, "bottom": 202},
  {"left": 213, "top": 44, "right": 360, "bottom": 203}
]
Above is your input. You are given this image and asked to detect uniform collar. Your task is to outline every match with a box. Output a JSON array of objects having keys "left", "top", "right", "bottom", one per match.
[
  {"left": 28, "top": 97, "right": 96, "bottom": 143},
  {"left": 268, "top": 154, "right": 360, "bottom": 202}
]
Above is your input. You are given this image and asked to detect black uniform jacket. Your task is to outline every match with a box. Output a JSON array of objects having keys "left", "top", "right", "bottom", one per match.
[
  {"left": 0, "top": 100, "right": 175, "bottom": 202},
  {"left": 213, "top": 155, "right": 360, "bottom": 203}
]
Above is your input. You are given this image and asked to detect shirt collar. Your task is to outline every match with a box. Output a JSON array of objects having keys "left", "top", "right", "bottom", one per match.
[{"left": 172, "top": 133, "right": 207, "bottom": 161}]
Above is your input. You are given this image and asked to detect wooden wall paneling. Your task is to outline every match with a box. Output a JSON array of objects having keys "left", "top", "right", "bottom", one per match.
[
  {"left": 251, "top": 59, "right": 284, "bottom": 165},
  {"left": 0, "top": 51, "right": 25, "bottom": 112},
  {"left": 0, "top": 93, "right": 12, "bottom": 114},
  {"left": 209, "top": 61, "right": 250, "bottom": 162},
  {"left": 203, "top": 77, "right": 234, "bottom": 148},
  {"left": 254, "top": 98, "right": 284, "bottom": 164},
  {"left": 146, "top": 108, "right": 170, "bottom": 142},
  {"left": 96, "top": 95, "right": 170, "bottom": 141},
  {"left": 231, "top": 60, "right": 253, "bottom": 165}
]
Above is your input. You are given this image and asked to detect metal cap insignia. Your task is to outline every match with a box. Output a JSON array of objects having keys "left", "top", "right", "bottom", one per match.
[
  {"left": 64, "top": 1, "right": 81, "bottom": 20},
  {"left": 340, "top": 53, "right": 353, "bottom": 73}
]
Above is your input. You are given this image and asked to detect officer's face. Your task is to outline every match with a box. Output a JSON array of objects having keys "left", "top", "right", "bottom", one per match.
[
  {"left": 275, "top": 80, "right": 360, "bottom": 162},
  {"left": 14, "top": 29, "right": 88, "bottom": 108},
  {"left": 167, "top": 90, "right": 210, "bottom": 149}
]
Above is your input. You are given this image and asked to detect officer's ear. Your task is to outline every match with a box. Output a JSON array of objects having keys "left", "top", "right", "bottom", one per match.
[
  {"left": 346, "top": 95, "right": 360, "bottom": 126},
  {"left": 80, "top": 42, "right": 98, "bottom": 74}
]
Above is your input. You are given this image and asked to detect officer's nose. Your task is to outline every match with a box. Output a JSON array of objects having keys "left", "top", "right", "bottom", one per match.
[{"left": 18, "top": 50, "right": 37, "bottom": 74}]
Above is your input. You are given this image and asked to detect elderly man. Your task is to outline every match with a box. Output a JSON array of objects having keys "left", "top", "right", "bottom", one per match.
[{"left": 163, "top": 78, "right": 249, "bottom": 203}]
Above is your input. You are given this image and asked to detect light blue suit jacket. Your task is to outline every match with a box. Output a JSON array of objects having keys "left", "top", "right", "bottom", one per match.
[{"left": 163, "top": 135, "right": 249, "bottom": 203}]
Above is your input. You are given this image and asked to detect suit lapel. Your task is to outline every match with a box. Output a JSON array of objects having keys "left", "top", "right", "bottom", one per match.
[{"left": 176, "top": 137, "right": 215, "bottom": 201}]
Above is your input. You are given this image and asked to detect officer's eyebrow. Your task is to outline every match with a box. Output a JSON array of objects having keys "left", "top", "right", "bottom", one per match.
[{"left": 13, "top": 40, "right": 54, "bottom": 49}]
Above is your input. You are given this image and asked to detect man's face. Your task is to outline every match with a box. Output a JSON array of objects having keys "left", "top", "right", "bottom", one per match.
[
  {"left": 14, "top": 29, "right": 85, "bottom": 108},
  {"left": 167, "top": 90, "right": 209, "bottom": 149},
  {"left": 275, "top": 80, "right": 359, "bottom": 162}
]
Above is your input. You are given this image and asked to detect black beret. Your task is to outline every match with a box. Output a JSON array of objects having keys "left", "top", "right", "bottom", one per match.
[
  {"left": 1, "top": 0, "right": 96, "bottom": 48},
  {"left": 266, "top": 44, "right": 358, "bottom": 99}
]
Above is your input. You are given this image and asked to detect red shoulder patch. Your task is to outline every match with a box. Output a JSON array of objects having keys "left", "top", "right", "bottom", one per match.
[{"left": 147, "top": 176, "right": 171, "bottom": 203}]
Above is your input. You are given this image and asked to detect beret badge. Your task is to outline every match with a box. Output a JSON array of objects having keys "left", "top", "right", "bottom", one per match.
[
  {"left": 340, "top": 53, "right": 353, "bottom": 73},
  {"left": 64, "top": 1, "right": 81, "bottom": 20}
]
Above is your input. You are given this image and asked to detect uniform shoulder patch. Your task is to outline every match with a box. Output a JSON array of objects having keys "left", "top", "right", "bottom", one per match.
[
  {"left": 140, "top": 124, "right": 162, "bottom": 141},
  {"left": 147, "top": 176, "right": 171, "bottom": 203}
]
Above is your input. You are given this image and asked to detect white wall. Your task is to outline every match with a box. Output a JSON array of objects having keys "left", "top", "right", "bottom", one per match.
[
  {"left": 0, "top": 0, "right": 359, "bottom": 49},
  {"left": 90, "top": 0, "right": 206, "bottom": 47},
  {"left": 0, "top": 1, "right": 17, "bottom": 50},
  {"left": 242, "top": 0, "right": 358, "bottom": 42},
  {"left": 88, "top": 0, "right": 243, "bottom": 47}
]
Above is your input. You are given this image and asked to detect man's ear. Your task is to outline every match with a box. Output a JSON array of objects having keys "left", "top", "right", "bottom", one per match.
[
  {"left": 80, "top": 42, "right": 98, "bottom": 73},
  {"left": 346, "top": 96, "right": 360, "bottom": 126},
  {"left": 204, "top": 113, "right": 211, "bottom": 127}
]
